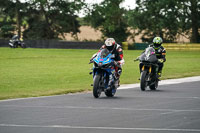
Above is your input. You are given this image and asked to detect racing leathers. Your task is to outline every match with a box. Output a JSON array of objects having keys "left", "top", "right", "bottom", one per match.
[
  {"left": 92, "top": 44, "right": 125, "bottom": 72},
  {"left": 149, "top": 44, "right": 166, "bottom": 75},
  {"left": 91, "top": 43, "right": 125, "bottom": 87}
]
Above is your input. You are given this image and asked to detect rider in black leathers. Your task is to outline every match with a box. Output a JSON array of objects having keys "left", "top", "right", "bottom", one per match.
[{"left": 150, "top": 37, "right": 166, "bottom": 77}]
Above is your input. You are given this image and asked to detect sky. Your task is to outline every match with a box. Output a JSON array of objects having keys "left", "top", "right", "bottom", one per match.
[
  {"left": 20, "top": 0, "right": 137, "bottom": 17},
  {"left": 121, "top": 0, "right": 137, "bottom": 9},
  {"left": 79, "top": 0, "right": 137, "bottom": 17},
  {"left": 20, "top": 0, "right": 136, "bottom": 9},
  {"left": 84, "top": 0, "right": 136, "bottom": 9}
]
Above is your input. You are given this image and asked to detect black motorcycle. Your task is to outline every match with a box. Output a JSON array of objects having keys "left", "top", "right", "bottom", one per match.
[
  {"left": 9, "top": 35, "right": 26, "bottom": 48},
  {"left": 136, "top": 47, "right": 159, "bottom": 91}
]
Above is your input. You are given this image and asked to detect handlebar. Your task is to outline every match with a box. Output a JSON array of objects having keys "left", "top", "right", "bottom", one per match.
[
  {"left": 134, "top": 59, "right": 139, "bottom": 62},
  {"left": 89, "top": 60, "right": 94, "bottom": 64},
  {"left": 113, "top": 61, "right": 121, "bottom": 68}
]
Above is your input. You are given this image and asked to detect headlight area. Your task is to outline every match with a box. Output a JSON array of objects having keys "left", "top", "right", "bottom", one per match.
[
  {"left": 94, "top": 62, "right": 98, "bottom": 67},
  {"left": 94, "top": 62, "right": 111, "bottom": 68},
  {"left": 102, "top": 63, "right": 110, "bottom": 68},
  {"left": 98, "top": 62, "right": 103, "bottom": 67}
]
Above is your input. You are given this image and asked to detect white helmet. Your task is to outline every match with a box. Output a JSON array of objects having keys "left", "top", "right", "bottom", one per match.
[
  {"left": 105, "top": 38, "right": 115, "bottom": 46},
  {"left": 105, "top": 38, "right": 116, "bottom": 51}
]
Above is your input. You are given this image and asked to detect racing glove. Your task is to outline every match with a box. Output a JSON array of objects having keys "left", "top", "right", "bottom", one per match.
[
  {"left": 158, "top": 59, "right": 164, "bottom": 63},
  {"left": 90, "top": 53, "right": 97, "bottom": 61}
]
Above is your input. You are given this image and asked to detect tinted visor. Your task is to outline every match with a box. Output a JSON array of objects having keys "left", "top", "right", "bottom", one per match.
[
  {"left": 107, "top": 45, "right": 114, "bottom": 51},
  {"left": 154, "top": 43, "right": 161, "bottom": 47}
]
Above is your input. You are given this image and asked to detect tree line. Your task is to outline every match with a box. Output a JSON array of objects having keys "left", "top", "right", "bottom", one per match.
[{"left": 0, "top": 0, "right": 199, "bottom": 43}]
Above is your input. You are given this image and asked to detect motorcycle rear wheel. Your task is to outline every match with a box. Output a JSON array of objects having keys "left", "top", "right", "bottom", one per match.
[
  {"left": 140, "top": 70, "right": 147, "bottom": 91},
  {"left": 105, "top": 88, "right": 116, "bottom": 97},
  {"left": 93, "top": 74, "right": 102, "bottom": 98},
  {"left": 149, "top": 79, "right": 158, "bottom": 90}
]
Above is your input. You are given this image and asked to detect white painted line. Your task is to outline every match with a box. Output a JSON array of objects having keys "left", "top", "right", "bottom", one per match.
[
  {"left": 0, "top": 124, "right": 200, "bottom": 132},
  {"left": 0, "top": 76, "right": 200, "bottom": 102},
  {"left": 1, "top": 105, "right": 200, "bottom": 112},
  {"left": 119, "top": 83, "right": 140, "bottom": 90},
  {"left": 119, "top": 76, "right": 200, "bottom": 90},
  {"left": 0, "top": 95, "right": 64, "bottom": 103}
]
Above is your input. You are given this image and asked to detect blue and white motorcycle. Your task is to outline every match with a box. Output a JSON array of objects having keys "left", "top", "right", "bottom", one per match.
[{"left": 90, "top": 49, "right": 119, "bottom": 98}]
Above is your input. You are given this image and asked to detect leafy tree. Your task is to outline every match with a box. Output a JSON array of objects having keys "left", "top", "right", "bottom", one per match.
[
  {"left": 85, "top": 0, "right": 130, "bottom": 42},
  {"left": 0, "top": 0, "right": 16, "bottom": 38},
  {"left": 126, "top": 0, "right": 181, "bottom": 43},
  {"left": 0, "top": 0, "right": 85, "bottom": 40},
  {"left": 126, "top": 0, "right": 200, "bottom": 43},
  {"left": 179, "top": 0, "right": 200, "bottom": 43},
  {"left": 0, "top": 0, "right": 28, "bottom": 39},
  {"left": 23, "top": 0, "right": 85, "bottom": 39}
]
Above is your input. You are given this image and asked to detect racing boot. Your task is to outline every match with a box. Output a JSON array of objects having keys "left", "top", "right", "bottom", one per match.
[
  {"left": 116, "top": 79, "right": 120, "bottom": 87},
  {"left": 115, "top": 69, "right": 121, "bottom": 87},
  {"left": 157, "top": 72, "right": 161, "bottom": 81}
]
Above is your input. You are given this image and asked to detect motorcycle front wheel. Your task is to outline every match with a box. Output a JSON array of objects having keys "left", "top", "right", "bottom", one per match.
[
  {"left": 140, "top": 70, "right": 148, "bottom": 91},
  {"left": 21, "top": 44, "right": 26, "bottom": 48},
  {"left": 93, "top": 74, "right": 102, "bottom": 98}
]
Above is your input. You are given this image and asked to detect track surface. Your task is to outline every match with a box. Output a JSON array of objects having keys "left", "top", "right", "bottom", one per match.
[{"left": 0, "top": 78, "right": 200, "bottom": 133}]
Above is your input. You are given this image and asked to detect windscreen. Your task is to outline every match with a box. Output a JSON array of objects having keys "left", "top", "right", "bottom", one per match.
[
  {"left": 145, "top": 47, "right": 155, "bottom": 57},
  {"left": 99, "top": 49, "right": 110, "bottom": 58}
]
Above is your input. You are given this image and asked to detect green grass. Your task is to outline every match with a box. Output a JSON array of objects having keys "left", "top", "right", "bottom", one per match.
[{"left": 0, "top": 48, "right": 200, "bottom": 100}]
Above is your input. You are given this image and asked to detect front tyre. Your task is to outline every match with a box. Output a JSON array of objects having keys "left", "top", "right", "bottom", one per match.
[
  {"left": 93, "top": 74, "right": 102, "bottom": 98},
  {"left": 21, "top": 43, "right": 26, "bottom": 48},
  {"left": 140, "top": 70, "right": 147, "bottom": 91}
]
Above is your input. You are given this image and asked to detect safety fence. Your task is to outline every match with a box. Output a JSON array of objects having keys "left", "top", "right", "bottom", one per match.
[
  {"left": 162, "top": 43, "right": 200, "bottom": 51},
  {"left": 126, "top": 43, "right": 200, "bottom": 50},
  {"left": 0, "top": 39, "right": 103, "bottom": 49},
  {"left": 1, "top": 39, "right": 200, "bottom": 50}
]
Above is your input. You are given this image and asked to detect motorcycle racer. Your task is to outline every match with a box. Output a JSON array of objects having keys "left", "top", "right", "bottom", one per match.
[
  {"left": 90, "top": 38, "right": 125, "bottom": 86},
  {"left": 149, "top": 37, "right": 166, "bottom": 77}
]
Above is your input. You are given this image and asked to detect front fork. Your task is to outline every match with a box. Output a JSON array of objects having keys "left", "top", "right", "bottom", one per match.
[
  {"left": 140, "top": 64, "right": 151, "bottom": 82},
  {"left": 108, "top": 68, "right": 116, "bottom": 87},
  {"left": 140, "top": 63, "right": 158, "bottom": 82},
  {"left": 92, "top": 68, "right": 114, "bottom": 89}
]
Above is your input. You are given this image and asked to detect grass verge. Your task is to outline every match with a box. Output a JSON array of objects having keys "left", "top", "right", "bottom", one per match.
[{"left": 0, "top": 48, "right": 200, "bottom": 100}]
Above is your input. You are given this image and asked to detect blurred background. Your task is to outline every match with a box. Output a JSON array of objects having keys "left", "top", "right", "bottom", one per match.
[{"left": 0, "top": 0, "right": 199, "bottom": 46}]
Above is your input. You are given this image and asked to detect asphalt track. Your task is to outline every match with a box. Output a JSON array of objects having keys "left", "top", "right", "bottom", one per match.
[{"left": 0, "top": 76, "right": 200, "bottom": 133}]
